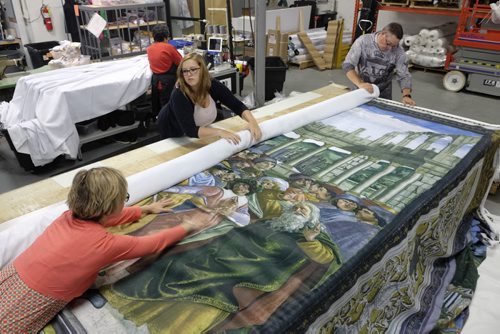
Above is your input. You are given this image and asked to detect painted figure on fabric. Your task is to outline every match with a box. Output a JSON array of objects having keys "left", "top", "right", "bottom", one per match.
[
  {"left": 102, "top": 201, "right": 342, "bottom": 332},
  {"left": 249, "top": 186, "right": 307, "bottom": 220}
]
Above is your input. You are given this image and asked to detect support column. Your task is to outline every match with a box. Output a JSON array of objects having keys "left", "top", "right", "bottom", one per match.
[{"left": 254, "top": 0, "right": 266, "bottom": 107}]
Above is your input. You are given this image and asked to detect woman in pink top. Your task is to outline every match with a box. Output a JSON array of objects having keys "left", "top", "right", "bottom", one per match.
[{"left": 0, "top": 167, "right": 208, "bottom": 333}]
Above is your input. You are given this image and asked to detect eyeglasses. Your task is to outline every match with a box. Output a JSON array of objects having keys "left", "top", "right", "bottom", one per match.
[
  {"left": 181, "top": 67, "right": 200, "bottom": 76},
  {"left": 384, "top": 33, "right": 399, "bottom": 48},
  {"left": 125, "top": 193, "right": 130, "bottom": 203}
]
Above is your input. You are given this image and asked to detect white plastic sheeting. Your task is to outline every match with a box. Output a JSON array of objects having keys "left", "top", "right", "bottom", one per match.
[{"left": 0, "top": 55, "right": 152, "bottom": 166}]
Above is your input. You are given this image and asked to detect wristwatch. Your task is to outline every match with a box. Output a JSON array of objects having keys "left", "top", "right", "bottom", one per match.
[{"left": 403, "top": 94, "right": 412, "bottom": 99}]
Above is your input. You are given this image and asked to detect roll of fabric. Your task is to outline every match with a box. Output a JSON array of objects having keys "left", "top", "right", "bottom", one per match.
[
  {"left": 428, "top": 29, "right": 444, "bottom": 41},
  {"left": 434, "top": 47, "right": 447, "bottom": 56},
  {"left": 290, "top": 51, "right": 325, "bottom": 63},
  {"left": 410, "top": 45, "right": 423, "bottom": 54},
  {"left": 294, "top": 45, "right": 325, "bottom": 54},
  {"left": 403, "top": 35, "right": 417, "bottom": 47},
  {"left": 419, "top": 29, "right": 430, "bottom": 39},
  {"left": 289, "top": 34, "right": 326, "bottom": 46}
]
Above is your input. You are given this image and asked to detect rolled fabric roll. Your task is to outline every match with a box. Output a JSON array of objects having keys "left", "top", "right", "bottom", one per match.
[
  {"left": 405, "top": 50, "right": 417, "bottom": 61},
  {"left": 429, "top": 56, "right": 445, "bottom": 67},
  {"left": 422, "top": 47, "right": 434, "bottom": 55},
  {"left": 289, "top": 32, "right": 326, "bottom": 44},
  {"left": 295, "top": 44, "right": 325, "bottom": 54},
  {"left": 403, "top": 35, "right": 416, "bottom": 47},
  {"left": 410, "top": 45, "right": 423, "bottom": 54},
  {"left": 411, "top": 35, "right": 424, "bottom": 46},
  {"left": 419, "top": 29, "right": 430, "bottom": 39},
  {"left": 425, "top": 40, "right": 436, "bottom": 49},
  {"left": 428, "top": 29, "right": 443, "bottom": 40},
  {"left": 434, "top": 47, "right": 447, "bottom": 56}
]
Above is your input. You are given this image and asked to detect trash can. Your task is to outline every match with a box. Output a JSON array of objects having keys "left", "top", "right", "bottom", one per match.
[
  {"left": 25, "top": 41, "right": 59, "bottom": 69},
  {"left": 248, "top": 56, "right": 287, "bottom": 101}
]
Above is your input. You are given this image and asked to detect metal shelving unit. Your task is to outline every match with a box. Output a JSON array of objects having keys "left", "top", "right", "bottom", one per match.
[
  {"left": 77, "top": 2, "right": 166, "bottom": 60},
  {"left": 351, "top": 1, "right": 461, "bottom": 43}
]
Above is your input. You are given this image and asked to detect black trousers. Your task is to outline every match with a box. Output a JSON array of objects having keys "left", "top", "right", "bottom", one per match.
[{"left": 151, "top": 71, "right": 177, "bottom": 118}]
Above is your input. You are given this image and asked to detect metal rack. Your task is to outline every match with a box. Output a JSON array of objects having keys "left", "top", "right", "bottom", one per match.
[
  {"left": 351, "top": 1, "right": 461, "bottom": 43},
  {"left": 77, "top": 2, "right": 166, "bottom": 60}
]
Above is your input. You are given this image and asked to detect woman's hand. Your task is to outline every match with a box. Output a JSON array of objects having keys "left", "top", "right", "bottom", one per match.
[
  {"left": 248, "top": 122, "right": 262, "bottom": 141},
  {"left": 141, "top": 197, "right": 175, "bottom": 215},
  {"left": 241, "top": 110, "right": 262, "bottom": 142},
  {"left": 218, "top": 129, "right": 241, "bottom": 145}
]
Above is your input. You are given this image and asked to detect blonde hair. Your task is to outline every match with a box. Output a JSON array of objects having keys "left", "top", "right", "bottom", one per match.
[
  {"left": 176, "top": 52, "right": 212, "bottom": 105},
  {"left": 67, "top": 167, "right": 128, "bottom": 221}
]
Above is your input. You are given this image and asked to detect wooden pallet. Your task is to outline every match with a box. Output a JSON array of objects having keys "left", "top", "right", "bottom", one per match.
[
  {"left": 381, "top": 0, "right": 409, "bottom": 6},
  {"left": 288, "top": 60, "right": 315, "bottom": 70}
]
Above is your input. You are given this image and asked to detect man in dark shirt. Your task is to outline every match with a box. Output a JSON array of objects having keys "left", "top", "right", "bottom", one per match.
[{"left": 343, "top": 22, "right": 416, "bottom": 106}]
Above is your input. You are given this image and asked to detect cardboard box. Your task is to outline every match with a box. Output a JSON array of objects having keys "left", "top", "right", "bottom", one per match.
[{"left": 267, "top": 29, "right": 289, "bottom": 63}]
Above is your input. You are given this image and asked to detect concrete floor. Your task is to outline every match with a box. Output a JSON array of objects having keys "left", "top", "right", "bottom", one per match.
[{"left": 0, "top": 66, "right": 499, "bottom": 195}]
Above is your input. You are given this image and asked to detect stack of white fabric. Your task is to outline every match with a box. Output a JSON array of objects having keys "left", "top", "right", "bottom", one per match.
[
  {"left": 403, "top": 22, "right": 456, "bottom": 68},
  {"left": 48, "top": 41, "right": 91, "bottom": 68},
  {"left": 0, "top": 55, "right": 152, "bottom": 166},
  {"left": 288, "top": 28, "right": 326, "bottom": 63}
]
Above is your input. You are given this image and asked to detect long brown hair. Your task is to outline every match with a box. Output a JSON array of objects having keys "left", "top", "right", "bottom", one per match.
[{"left": 176, "top": 53, "right": 212, "bottom": 105}]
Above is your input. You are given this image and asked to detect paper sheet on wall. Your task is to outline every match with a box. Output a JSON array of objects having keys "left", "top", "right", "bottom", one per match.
[{"left": 86, "top": 13, "right": 107, "bottom": 38}]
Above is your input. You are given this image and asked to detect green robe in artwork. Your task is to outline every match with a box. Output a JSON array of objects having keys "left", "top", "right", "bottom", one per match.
[{"left": 109, "top": 221, "right": 342, "bottom": 313}]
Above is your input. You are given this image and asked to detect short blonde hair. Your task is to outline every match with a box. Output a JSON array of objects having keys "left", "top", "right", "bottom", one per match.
[
  {"left": 176, "top": 52, "right": 211, "bottom": 105},
  {"left": 67, "top": 167, "right": 128, "bottom": 221}
]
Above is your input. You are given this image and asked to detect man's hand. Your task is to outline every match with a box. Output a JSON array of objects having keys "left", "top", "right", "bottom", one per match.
[
  {"left": 358, "top": 82, "right": 374, "bottom": 94},
  {"left": 303, "top": 224, "right": 321, "bottom": 242},
  {"left": 402, "top": 95, "right": 416, "bottom": 106}
]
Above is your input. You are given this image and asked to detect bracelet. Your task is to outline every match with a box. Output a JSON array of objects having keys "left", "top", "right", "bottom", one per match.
[{"left": 403, "top": 94, "right": 412, "bottom": 99}]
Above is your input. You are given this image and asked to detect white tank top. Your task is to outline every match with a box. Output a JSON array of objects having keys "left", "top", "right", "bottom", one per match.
[{"left": 193, "top": 96, "right": 217, "bottom": 127}]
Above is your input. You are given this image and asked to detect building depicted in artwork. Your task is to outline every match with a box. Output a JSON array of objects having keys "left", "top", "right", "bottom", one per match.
[{"left": 254, "top": 118, "right": 480, "bottom": 212}]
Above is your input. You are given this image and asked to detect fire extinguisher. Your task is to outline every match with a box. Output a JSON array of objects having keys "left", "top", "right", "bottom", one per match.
[{"left": 41, "top": 5, "right": 53, "bottom": 31}]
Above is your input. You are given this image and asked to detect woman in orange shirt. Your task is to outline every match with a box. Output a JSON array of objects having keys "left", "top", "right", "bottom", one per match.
[
  {"left": 147, "top": 24, "right": 183, "bottom": 118},
  {"left": 0, "top": 167, "right": 207, "bottom": 333}
]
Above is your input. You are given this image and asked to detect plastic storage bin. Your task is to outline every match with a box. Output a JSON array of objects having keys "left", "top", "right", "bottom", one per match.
[
  {"left": 248, "top": 56, "right": 287, "bottom": 101},
  {"left": 25, "top": 41, "right": 59, "bottom": 69}
]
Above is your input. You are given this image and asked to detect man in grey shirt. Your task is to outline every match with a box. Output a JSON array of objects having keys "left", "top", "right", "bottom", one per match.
[{"left": 343, "top": 22, "right": 416, "bottom": 106}]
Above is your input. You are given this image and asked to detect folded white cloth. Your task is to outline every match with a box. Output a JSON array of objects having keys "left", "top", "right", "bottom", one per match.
[{"left": 0, "top": 55, "right": 152, "bottom": 166}]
